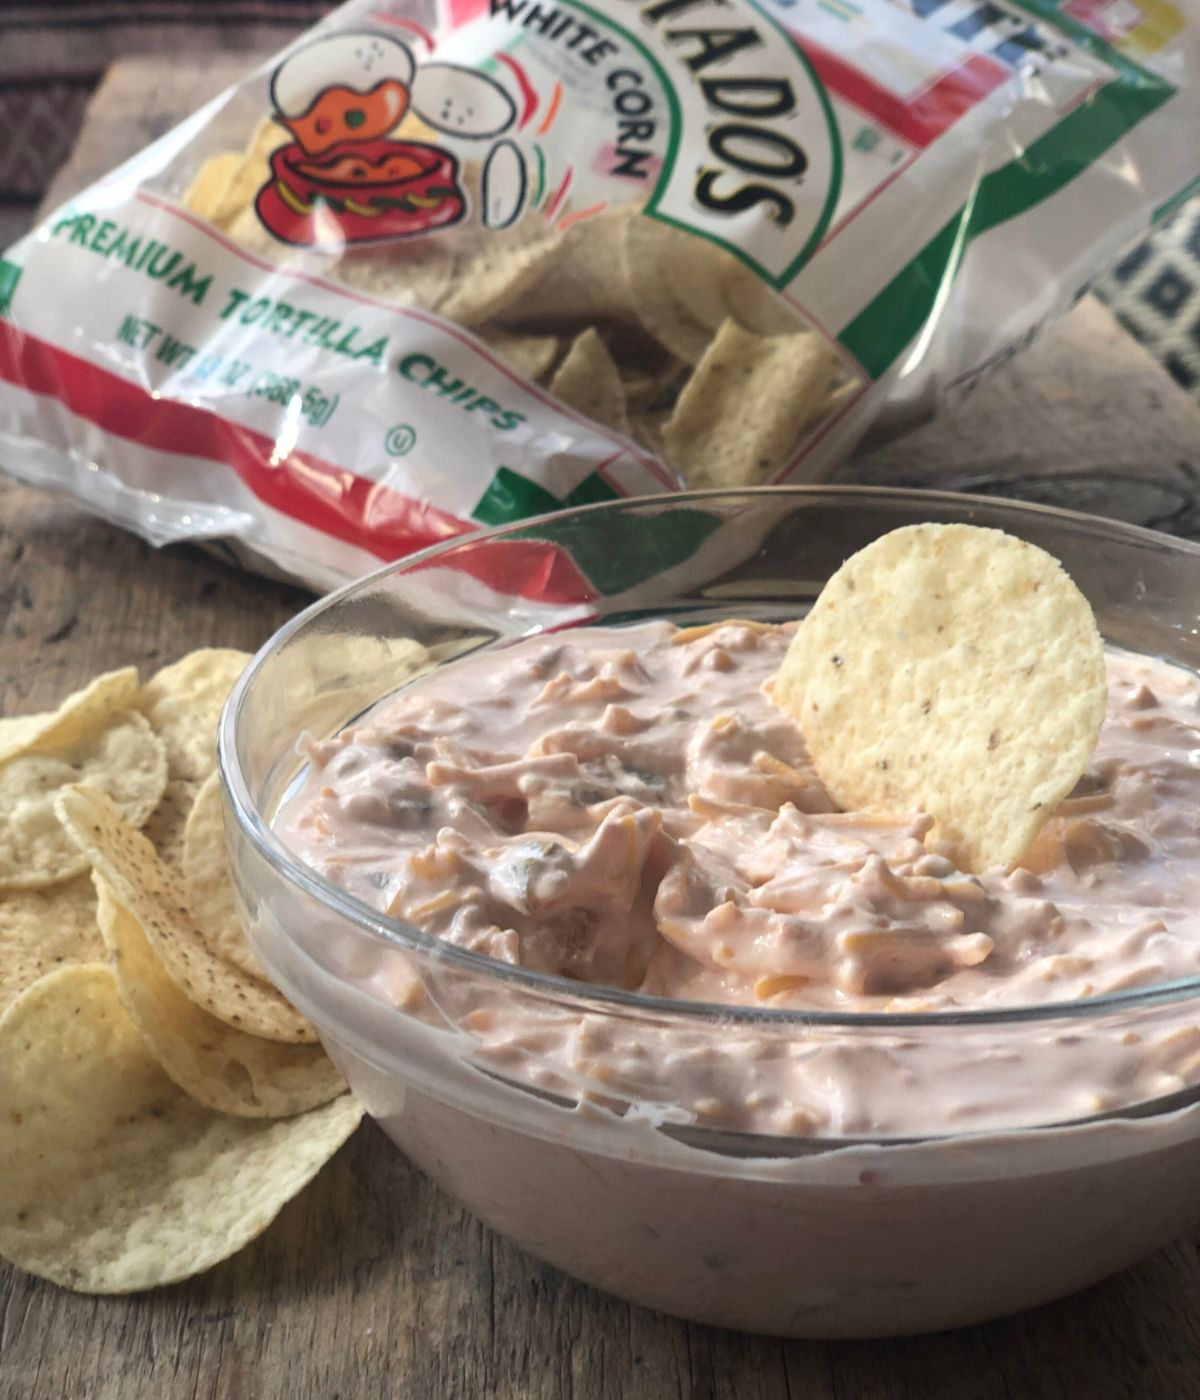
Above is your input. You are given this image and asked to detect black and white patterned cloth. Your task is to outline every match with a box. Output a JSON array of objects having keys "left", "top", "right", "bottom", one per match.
[{"left": 1097, "top": 198, "right": 1200, "bottom": 402}]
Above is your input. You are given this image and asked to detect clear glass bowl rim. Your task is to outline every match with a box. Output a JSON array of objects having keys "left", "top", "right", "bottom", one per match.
[{"left": 219, "top": 484, "right": 1200, "bottom": 1031}]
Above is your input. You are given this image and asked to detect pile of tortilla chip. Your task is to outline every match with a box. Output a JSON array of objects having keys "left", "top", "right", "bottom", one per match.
[
  {"left": 0, "top": 652, "right": 362, "bottom": 1294},
  {"left": 186, "top": 120, "right": 845, "bottom": 488}
]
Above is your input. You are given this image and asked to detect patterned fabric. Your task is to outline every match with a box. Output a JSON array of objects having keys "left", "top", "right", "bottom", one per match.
[{"left": 1096, "top": 197, "right": 1200, "bottom": 403}]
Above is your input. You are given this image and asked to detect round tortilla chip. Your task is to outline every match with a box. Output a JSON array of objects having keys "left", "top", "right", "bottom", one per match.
[
  {"left": 0, "top": 667, "right": 140, "bottom": 766},
  {"left": 55, "top": 785, "right": 316, "bottom": 1043},
  {"left": 94, "top": 876, "right": 344, "bottom": 1118},
  {"left": 183, "top": 770, "right": 266, "bottom": 981},
  {"left": 774, "top": 523, "right": 1108, "bottom": 872},
  {"left": 0, "top": 876, "right": 101, "bottom": 1015},
  {"left": 0, "top": 964, "right": 362, "bottom": 1294},
  {"left": 139, "top": 649, "right": 251, "bottom": 784},
  {"left": 0, "top": 710, "right": 167, "bottom": 890}
]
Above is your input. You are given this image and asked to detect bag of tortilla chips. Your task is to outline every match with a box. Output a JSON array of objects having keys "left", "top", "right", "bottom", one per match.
[{"left": 1, "top": 0, "right": 1197, "bottom": 589}]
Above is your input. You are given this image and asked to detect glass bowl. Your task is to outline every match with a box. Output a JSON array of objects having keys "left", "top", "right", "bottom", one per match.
[{"left": 219, "top": 487, "right": 1200, "bottom": 1338}]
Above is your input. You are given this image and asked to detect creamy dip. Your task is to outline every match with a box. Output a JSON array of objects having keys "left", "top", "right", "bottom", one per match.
[{"left": 277, "top": 620, "right": 1200, "bottom": 1137}]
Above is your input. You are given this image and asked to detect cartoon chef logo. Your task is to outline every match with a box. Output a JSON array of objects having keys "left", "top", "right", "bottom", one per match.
[{"left": 256, "top": 31, "right": 527, "bottom": 249}]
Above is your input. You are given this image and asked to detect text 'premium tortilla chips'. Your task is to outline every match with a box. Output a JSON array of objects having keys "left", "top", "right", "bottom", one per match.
[{"left": 2, "top": 0, "right": 1194, "bottom": 592}]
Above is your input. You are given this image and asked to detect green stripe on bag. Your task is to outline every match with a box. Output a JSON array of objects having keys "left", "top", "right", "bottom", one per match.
[
  {"left": 840, "top": 77, "right": 1175, "bottom": 381},
  {"left": 0, "top": 261, "right": 21, "bottom": 318},
  {"left": 472, "top": 466, "right": 620, "bottom": 527}
]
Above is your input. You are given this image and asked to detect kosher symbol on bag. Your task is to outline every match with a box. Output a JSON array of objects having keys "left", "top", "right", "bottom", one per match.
[{"left": 256, "top": 31, "right": 527, "bottom": 248}]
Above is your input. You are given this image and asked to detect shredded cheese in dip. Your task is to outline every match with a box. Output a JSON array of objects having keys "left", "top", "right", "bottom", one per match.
[{"left": 277, "top": 621, "right": 1200, "bottom": 1135}]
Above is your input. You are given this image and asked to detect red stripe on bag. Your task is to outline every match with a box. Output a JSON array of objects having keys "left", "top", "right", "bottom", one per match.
[
  {"left": 801, "top": 41, "right": 1008, "bottom": 149},
  {"left": 0, "top": 321, "right": 468, "bottom": 559},
  {"left": 0, "top": 322, "right": 596, "bottom": 604},
  {"left": 407, "top": 535, "right": 598, "bottom": 606}
]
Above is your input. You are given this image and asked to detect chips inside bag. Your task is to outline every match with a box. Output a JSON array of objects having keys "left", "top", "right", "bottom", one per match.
[{"left": 1, "top": 0, "right": 1198, "bottom": 593}]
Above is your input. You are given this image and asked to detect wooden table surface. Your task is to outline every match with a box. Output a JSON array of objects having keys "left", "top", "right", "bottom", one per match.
[{"left": 5, "top": 56, "right": 1200, "bottom": 1400}]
